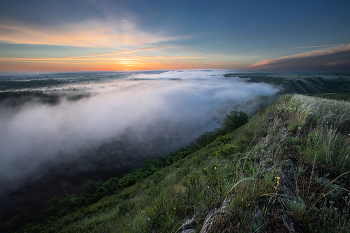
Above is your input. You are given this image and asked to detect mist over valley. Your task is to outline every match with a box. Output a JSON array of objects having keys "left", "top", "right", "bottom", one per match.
[
  {"left": 0, "top": 70, "right": 284, "bottom": 219},
  {"left": 1, "top": 70, "right": 350, "bottom": 224}
]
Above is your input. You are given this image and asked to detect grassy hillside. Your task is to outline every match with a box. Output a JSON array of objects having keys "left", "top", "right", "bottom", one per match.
[
  {"left": 3, "top": 94, "right": 350, "bottom": 232},
  {"left": 310, "top": 93, "right": 350, "bottom": 102},
  {"left": 224, "top": 73, "right": 350, "bottom": 94}
]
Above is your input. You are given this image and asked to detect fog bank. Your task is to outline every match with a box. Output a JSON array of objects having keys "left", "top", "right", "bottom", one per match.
[{"left": 0, "top": 70, "right": 279, "bottom": 195}]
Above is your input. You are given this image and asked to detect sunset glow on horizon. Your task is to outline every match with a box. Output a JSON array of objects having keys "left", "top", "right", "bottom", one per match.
[{"left": 0, "top": 0, "right": 349, "bottom": 73}]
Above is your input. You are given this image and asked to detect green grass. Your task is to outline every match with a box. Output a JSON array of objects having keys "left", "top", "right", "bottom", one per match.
[
  {"left": 310, "top": 93, "right": 350, "bottom": 102},
  {"left": 2, "top": 94, "right": 350, "bottom": 232}
]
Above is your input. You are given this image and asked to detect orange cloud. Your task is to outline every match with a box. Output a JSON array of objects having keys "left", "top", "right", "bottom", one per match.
[
  {"left": 0, "top": 19, "right": 183, "bottom": 47},
  {"left": 0, "top": 55, "right": 207, "bottom": 62},
  {"left": 0, "top": 60, "right": 206, "bottom": 72},
  {"left": 89, "top": 45, "right": 178, "bottom": 57},
  {"left": 248, "top": 44, "right": 350, "bottom": 69},
  {"left": 0, "top": 55, "right": 213, "bottom": 72}
]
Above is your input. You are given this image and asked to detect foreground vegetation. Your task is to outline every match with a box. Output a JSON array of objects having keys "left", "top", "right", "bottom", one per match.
[{"left": 2, "top": 94, "right": 350, "bottom": 232}]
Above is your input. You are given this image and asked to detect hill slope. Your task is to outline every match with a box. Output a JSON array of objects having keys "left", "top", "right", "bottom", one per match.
[
  {"left": 3, "top": 94, "right": 350, "bottom": 232},
  {"left": 225, "top": 73, "right": 350, "bottom": 95}
]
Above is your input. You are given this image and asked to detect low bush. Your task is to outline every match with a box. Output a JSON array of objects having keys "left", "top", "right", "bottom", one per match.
[{"left": 222, "top": 111, "right": 249, "bottom": 132}]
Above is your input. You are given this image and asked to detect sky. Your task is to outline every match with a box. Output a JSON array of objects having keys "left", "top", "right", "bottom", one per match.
[{"left": 0, "top": 0, "right": 349, "bottom": 73}]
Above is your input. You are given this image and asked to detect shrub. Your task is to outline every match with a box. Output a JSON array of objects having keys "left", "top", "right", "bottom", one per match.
[
  {"left": 81, "top": 180, "right": 102, "bottom": 198},
  {"left": 222, "top": 111, "right": 249, "bottom": 132}
]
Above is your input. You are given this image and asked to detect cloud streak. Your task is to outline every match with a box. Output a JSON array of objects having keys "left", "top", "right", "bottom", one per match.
[
  {"left": 0, "top": 45, "right": 207, "bottom": 66},
  {"left": 89, "top": 45, "right": 178, "bottom": 57},
  {"left": 297, "top": 44, "right": 347, "bottom": 49},
  {"left": 247, "top": 44, "right": 350, "bottom": 71},
  {"left": 0, "top": 56, "right": 207, "bottom": 62},
  {"left": 0, "top": 19, "right": 181, "bottom": 48}
]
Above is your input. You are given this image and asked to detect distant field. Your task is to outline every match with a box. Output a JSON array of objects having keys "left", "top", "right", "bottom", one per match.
[
  {"left": 310, "top": 92, "right": 350, "bottom": 101},
  {"left": 225, "top": 73, "right": 350, "bottom": 94}
]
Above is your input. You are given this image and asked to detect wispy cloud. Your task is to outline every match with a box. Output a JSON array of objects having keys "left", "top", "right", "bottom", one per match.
[
  {"left": 298, "top": 44, "right": 347, "bottom": 49},
  {"left": 0, "top": 55, "right": 207, "bottom": 62},
  {"left": 89, "top": 45, "right": 178, "bottom": 57},
  {"left": 0, "top": 19, "right": 183, "bottom": 48},
  {"left": 0, "top": 54, "right": 209, "bottom": 71},
  {"left": 247, "top": 44, "right": 350, "bottom": 71}
]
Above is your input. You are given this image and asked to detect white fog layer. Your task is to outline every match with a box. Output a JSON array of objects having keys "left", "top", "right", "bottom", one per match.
[{"left": 0, "top": 70, "right": 280, "bottom": 194}]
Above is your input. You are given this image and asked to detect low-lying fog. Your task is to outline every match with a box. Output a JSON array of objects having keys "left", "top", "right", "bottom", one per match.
[{"left": 0, "top": 70, "right": 280, "bottom": 195}]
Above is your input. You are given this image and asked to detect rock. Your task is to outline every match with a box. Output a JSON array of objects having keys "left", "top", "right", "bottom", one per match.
[
  {"left": 180, "top": 229, "right": 196, "bottom": 233},
  {"left": 288, "top": 159, "right": 296, "bottom": 172},
  {"left": 179, "top": 215, "right": 196, "bottom": 233},
  {"left": 252, "top": 209, "right": 263, "bottom": 232},
  {"left": 281, "top": 213, "right": 296, "bottom": 233},
  {"left": 280, "top": 169, "right": 296, "bottom": 198},
  {"left": 200, "top": 208, "right": 231, "bottom": 233},
  {"left": 282, "top": 185, "right": 295, "bottom": 198}
]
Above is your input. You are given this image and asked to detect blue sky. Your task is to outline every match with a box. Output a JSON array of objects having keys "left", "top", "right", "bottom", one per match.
[{"left": 0, "top": 0, "right": 349, "bottom": 72}]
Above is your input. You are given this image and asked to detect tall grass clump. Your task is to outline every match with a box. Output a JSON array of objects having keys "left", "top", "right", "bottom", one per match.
[{"left": 276, "top": 94, "right": 350, "bottom": 172}]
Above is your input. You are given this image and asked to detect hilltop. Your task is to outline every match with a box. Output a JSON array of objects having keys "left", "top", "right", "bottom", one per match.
[{"left": 2, "top": 93, "right": 350, "bottom": 232}]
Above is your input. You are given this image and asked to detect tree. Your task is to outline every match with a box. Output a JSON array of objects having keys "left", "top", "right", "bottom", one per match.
[{"left": 222, "top": 111, "right": 248, "bottom": 132}]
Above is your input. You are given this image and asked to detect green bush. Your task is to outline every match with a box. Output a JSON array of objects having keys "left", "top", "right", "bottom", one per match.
[
  {"left": 81, "top": 180, "right": 102, "bottom": 198},
  {"left": 222, "top": 111, "right": 249, "bottom": 132}
]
